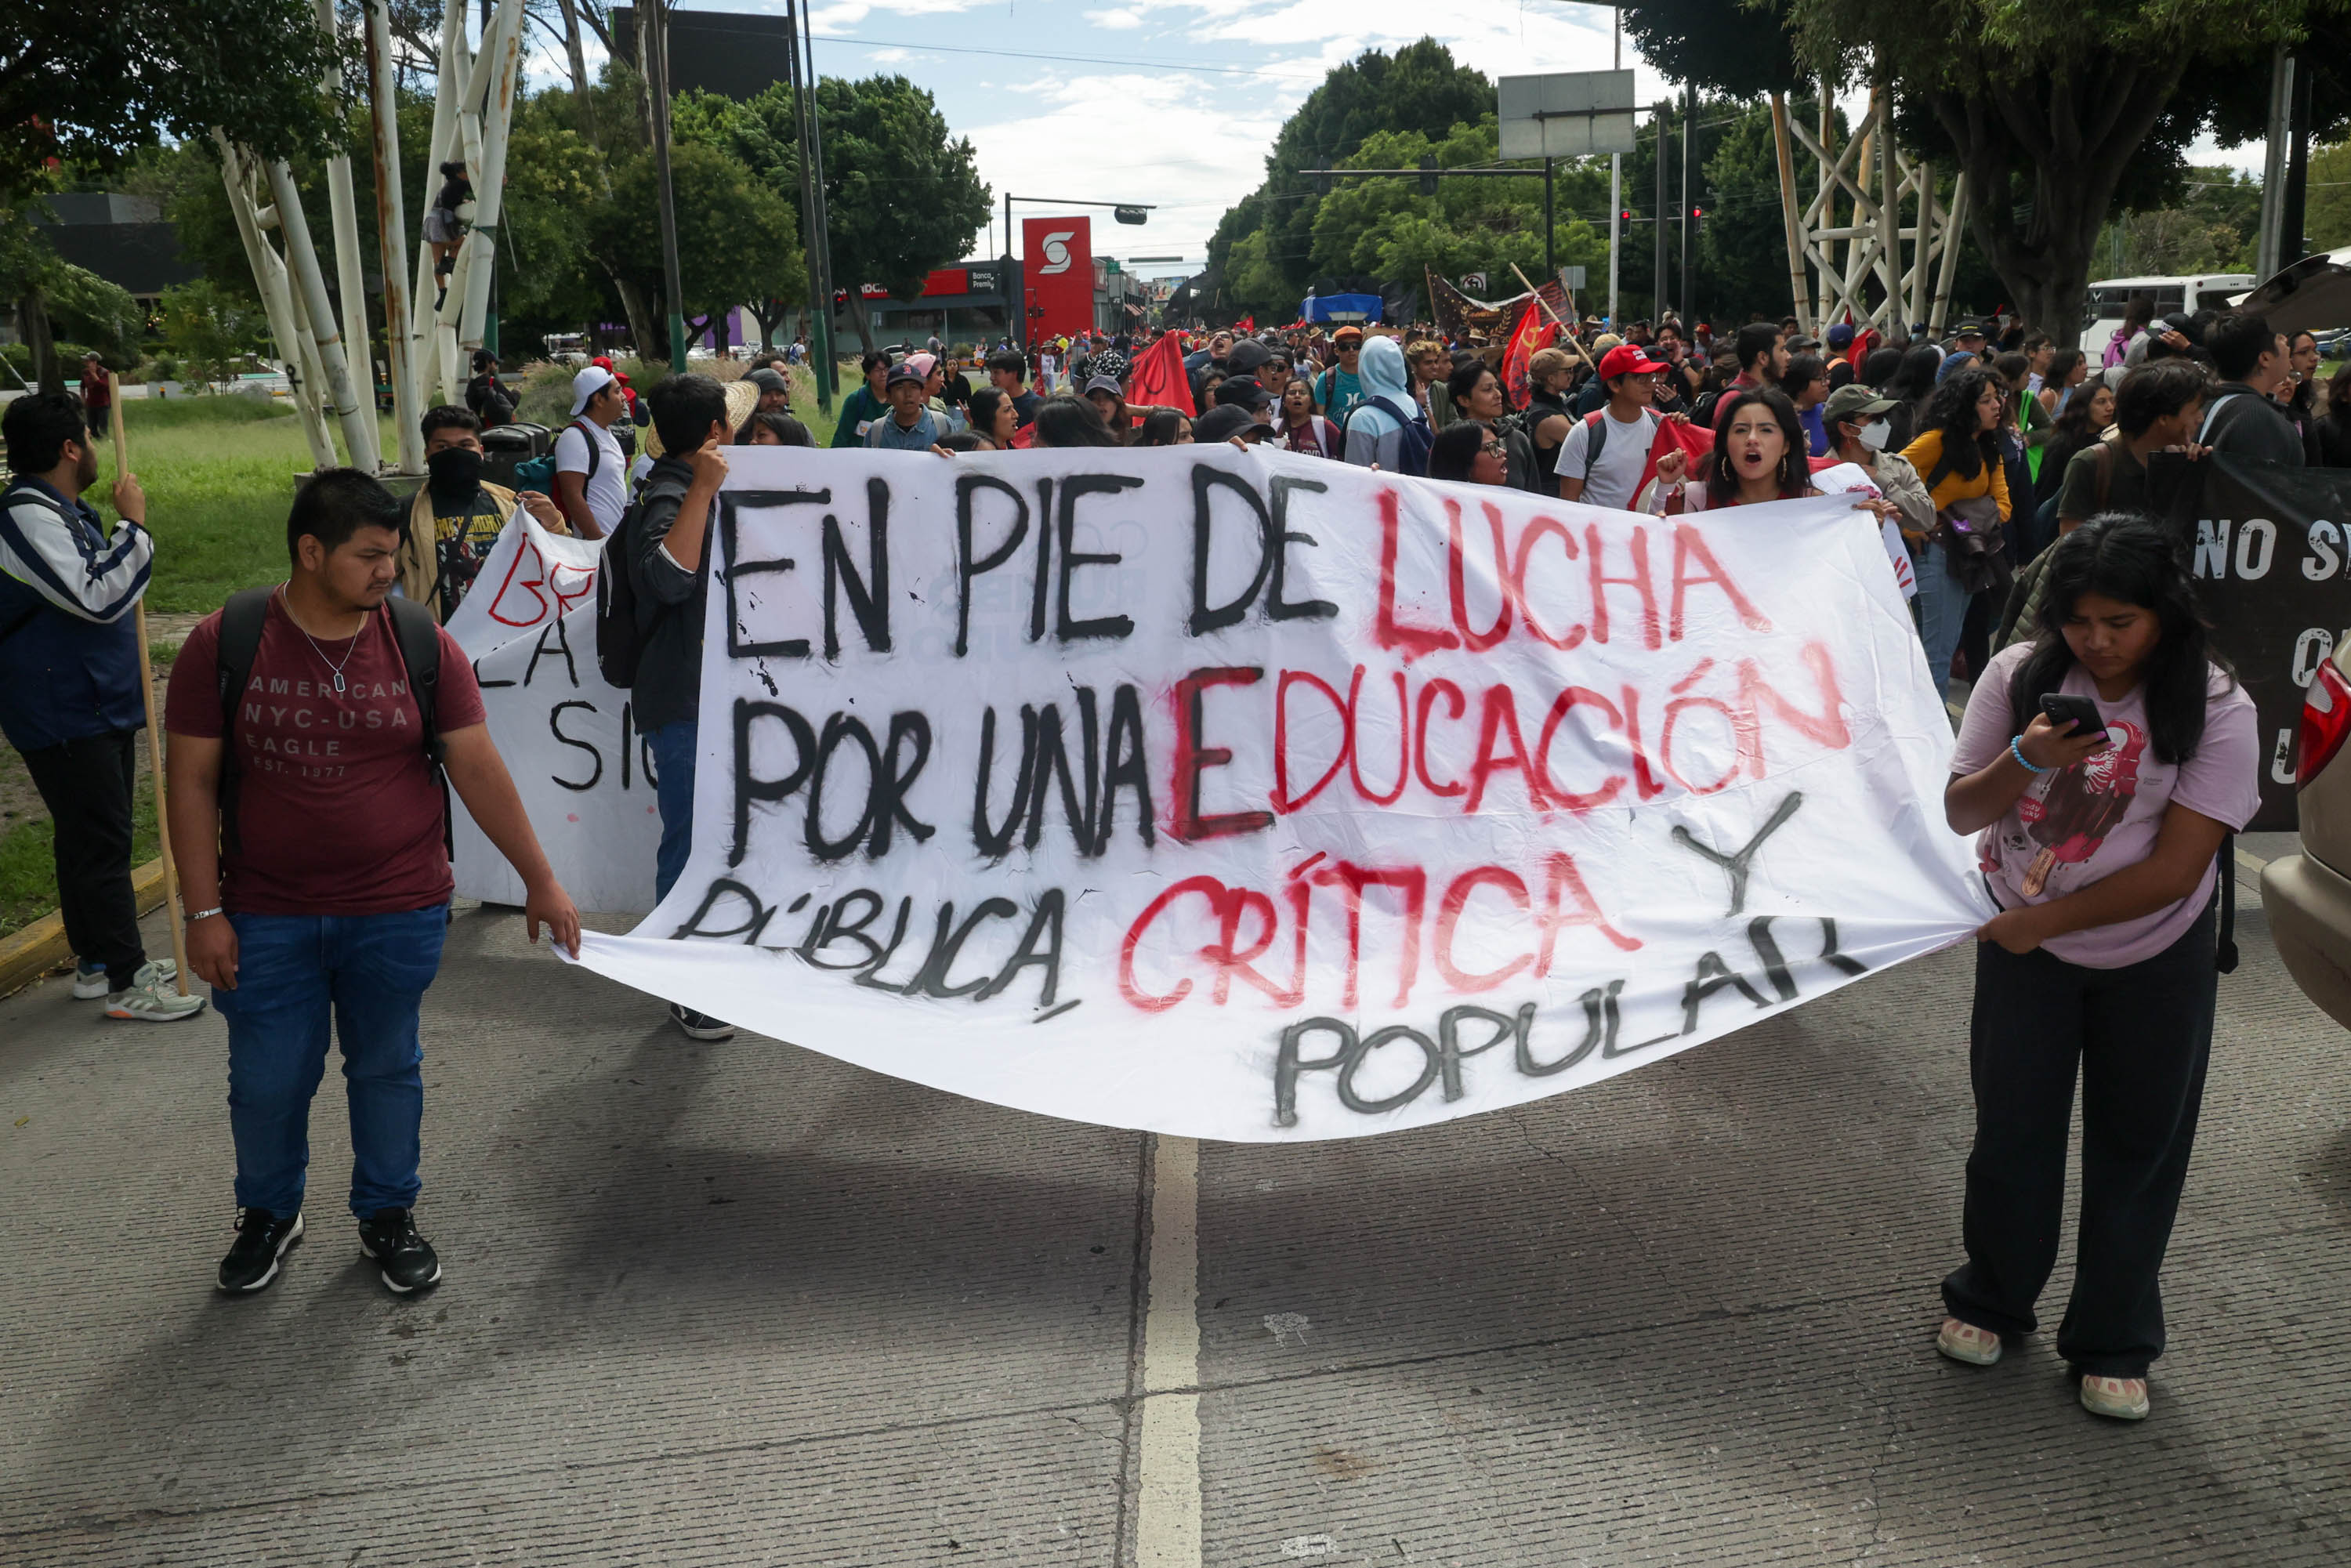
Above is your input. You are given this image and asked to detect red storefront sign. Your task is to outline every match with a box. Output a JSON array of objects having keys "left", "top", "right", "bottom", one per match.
[{"left": 1020, "top": 215, "right": 1093, "bottom": 342}]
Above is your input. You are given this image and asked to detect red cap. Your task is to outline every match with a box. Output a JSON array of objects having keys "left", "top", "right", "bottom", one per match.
[{"left": 1599, "top": 343, "right": 1668, "bottom": 381}]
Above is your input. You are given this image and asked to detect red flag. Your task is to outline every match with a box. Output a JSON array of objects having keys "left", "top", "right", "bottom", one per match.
[
  {"left": 1502, "top": 299, "right": 1543, "bottom": 411},
  {"left": 1126, "top": 331, "right": 1196, "bottom": 417},
  {"left": 1237, "top": 314, "right": 1255, "bottom": 332},
  {"left": 1639, "top": 415, "right": 1712, "bottom": 498}
]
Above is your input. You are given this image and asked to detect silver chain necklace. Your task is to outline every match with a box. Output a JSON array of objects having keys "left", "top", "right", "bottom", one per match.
[{"left": 277, "top": 585, "right": 368, "bottom": 694}]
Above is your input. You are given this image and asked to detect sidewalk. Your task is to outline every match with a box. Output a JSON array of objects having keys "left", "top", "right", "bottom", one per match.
[{"left": 0, "top": 863, "right": 2344, "bottom": 1565}]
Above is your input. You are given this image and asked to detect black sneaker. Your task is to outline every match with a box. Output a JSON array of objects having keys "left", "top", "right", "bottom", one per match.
[
  {"left": 217, "top": 1208, "right": 304, "bottom": 1294},
  {"left": 357, "top": 1208, "right": 443, "bottom": 1294},
  {"left": 670, "top": 1002, "right": 735, "bottom": 1041}
]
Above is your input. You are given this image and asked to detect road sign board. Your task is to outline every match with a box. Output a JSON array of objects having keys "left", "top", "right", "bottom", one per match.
[{"left": 1498, "top": 71, "right": 1638, "bottom": 160}]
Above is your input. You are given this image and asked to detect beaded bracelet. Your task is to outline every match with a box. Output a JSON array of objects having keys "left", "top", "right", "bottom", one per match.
[{"left": 2008, "top": 735, "right": 2050, "bottom": 775}]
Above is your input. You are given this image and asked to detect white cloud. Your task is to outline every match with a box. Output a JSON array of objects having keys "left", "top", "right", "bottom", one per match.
[{"left": 1089, "top": 7, "right": 1143, "bottom": 27}]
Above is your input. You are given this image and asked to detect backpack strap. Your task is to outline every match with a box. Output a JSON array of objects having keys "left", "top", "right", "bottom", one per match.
[
  {"left": 2197, "top": 393, "right": 2241, "bottom": 444},
  {"left": 212, "top": 587, "right": 275, "bottom": 856},
  {"left": 1581, "top": 408, "right": 1608, "bottom": 487},
  {"left": 385, "top": 593, "right": 444, "bottom": 766},
  {"left": 565, "top": 418, "right": 602, "bottom": 483},
  {"left": 2093, "top": 440, "right": 2115, "bottom": 512}
]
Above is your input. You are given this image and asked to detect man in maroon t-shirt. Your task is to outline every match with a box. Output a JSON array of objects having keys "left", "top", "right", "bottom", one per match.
[{"left": 165, "top": 469, "right": 581, "bottom": 1298}]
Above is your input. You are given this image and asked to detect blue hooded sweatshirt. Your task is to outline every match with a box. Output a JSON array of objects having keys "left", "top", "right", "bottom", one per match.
[{"left": 1342, "top": 337, "right": 1418, "bottom": 469}]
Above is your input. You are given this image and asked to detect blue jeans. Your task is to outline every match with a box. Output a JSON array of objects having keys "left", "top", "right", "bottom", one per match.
[
  {"left": 214, "top": 906, "right": 448, "bottom": 1219},
  {"left": 647, "top": 719, "right": 698, "bottom": 902},
  {"left": 1913, "top": 538, "right": 1976, "bottom": 701}
]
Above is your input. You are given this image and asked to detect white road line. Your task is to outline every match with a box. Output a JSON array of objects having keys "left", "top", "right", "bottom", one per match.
[
  {"left": 2236, "top": 846, "right": 2270, "bottom": 876},
  {"left": 1135, "top": 1133, "right": 1203, "bottom": 1568}
]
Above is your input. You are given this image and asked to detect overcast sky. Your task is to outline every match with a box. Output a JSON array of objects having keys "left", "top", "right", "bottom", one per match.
[
  {"left": 547, "top": 2, "right": 1681, "bottom": 270},
  {"left": 542, "top": 4, "right": 2259, "bottom": 278}
]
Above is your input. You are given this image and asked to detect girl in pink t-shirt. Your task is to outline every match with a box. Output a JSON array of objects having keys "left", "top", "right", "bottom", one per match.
[{"left": 1931, "top": 516, "right": 2259, "bottom": 1423}]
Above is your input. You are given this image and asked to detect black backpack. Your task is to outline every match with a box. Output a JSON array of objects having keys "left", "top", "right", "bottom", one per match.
[
  {"left": 213, "top": 587, "right": 442, "bottom": 848},
  {"left": 595, "top": 494, "right": 649, "bottom": 688}
]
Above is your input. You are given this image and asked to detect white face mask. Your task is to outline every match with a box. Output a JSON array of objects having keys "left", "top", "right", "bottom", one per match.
[{"left": 1857, "top": 419, "right": 1892, "bottom": 452}]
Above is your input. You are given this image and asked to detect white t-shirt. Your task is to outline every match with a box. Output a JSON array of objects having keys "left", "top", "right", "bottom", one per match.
[
  {"left": 554, "top": 418, "right": 628, "bottom": 534},
  {"left": 1556, "top": 407, "right": 1658, "bottom": 510}
]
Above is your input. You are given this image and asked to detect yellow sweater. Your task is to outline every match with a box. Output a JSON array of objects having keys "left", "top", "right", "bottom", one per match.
[{"left": 1895, "top": 428, "right": 2011, "bottom": 523}]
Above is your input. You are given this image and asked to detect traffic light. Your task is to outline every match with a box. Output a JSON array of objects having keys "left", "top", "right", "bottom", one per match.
[
  {"left": 1620, "top": 209, "right": 1636, "bottom": 224},
  {"left": 1418, "top": 155, "right": 1438, "bottom": 197}
]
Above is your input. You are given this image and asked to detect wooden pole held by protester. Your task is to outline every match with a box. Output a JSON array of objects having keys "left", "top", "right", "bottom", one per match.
[
  {"left": 108, "top": 375, "right": 190, "bottom": 998},
  {"left": 1508, "top": 264, "right": 1592, "bottom": 369}
]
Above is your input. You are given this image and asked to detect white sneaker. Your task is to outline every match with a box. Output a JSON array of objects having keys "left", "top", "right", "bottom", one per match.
[
  {"left": 75, "top": 958, "right": 175, "bottom": 1001},
  {"left": 103, "top": 961, "right": 206, "bottom": 1022}
]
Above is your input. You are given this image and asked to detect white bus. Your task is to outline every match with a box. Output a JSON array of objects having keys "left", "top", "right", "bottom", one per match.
[{"left": 2078, "top": 274, "right": 2255, "bottom": 356}]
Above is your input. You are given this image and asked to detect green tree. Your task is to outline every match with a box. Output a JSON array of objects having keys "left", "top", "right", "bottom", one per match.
[
  {"left": 670, "top": 83, "right": 810, "bottom": 346},
  {"left": 159, "top": 278, "right": 269, "bottom": 389},
  {"left": 1300, "top": 119, "right": 1608, "bottom": 311},
  {"left": 810, "top": 74, "right": 991, "bottom": 353},
  {"left": 1206, "top": 39, "right": 1494, "bottom": 319},
  {"left": 2303, "top": 142, "right": 2351, "bottom": 252},
  {"left": 584, "top": 141, "right": 801, "bottom": 359},
  {"left": 0, "top": 0, "right": 346, "bottom": 387},
  {"left": 1626, "top": 0, "right": 2351, "bottom": 335}
]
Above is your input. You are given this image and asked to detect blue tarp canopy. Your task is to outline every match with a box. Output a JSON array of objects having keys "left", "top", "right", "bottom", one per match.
[{"left": 1301, "top": 292, "right": 1382, "bottom": 324}]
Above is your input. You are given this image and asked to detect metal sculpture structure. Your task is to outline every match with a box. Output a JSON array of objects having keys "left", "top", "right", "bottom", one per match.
[{"left": 214, "top": 0, "right": 525, "bottom": 476}]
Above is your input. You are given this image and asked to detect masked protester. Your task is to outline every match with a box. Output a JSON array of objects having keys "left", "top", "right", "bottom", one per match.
[{"left": 393, "top": 407, "right": 569, "bottom": 624}]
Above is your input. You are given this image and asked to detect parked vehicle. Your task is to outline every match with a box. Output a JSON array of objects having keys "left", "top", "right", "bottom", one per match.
[
  {"left": 2262, "top": 635, "right": 2351, "bottom": 1028},
  {"left": 2078, "top": 274, "right": 2256, "bottom": 355}
]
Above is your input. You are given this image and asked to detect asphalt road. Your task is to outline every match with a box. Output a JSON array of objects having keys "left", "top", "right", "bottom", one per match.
[{"left": 1, "top": 841, "right": 2344, "bottom": 1566}]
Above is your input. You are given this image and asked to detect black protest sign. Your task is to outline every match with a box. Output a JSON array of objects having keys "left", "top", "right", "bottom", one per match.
[{"left": 2161, "top": 452, "right": 2351, "bottom": 831}]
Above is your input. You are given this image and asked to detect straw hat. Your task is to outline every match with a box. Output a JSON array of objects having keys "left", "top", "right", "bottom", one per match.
[{"left": 642, "top": 377, "right": 759, "bottom": 460}]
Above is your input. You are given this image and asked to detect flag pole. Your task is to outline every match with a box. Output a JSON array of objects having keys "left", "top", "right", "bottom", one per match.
[
  {"left": 109, "top": 374, "right": 190, "bottom": 998},
  {"left": 1510, "top": 263, "right": 1592, "bottom": 369}
]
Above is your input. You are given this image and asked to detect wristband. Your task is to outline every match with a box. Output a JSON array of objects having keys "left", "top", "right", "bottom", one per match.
[
  {"left": 185, "top": 906, "right": 224, "bottom": 922},
  {"left": 2008, "top": 736, "right": 2050, "bottom": 775}
]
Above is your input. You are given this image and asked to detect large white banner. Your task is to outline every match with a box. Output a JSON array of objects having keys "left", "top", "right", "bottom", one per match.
[
  {"left": 444, "top": 508, "right": 662, "bottom": 913},
  {"left": 569, "top": 447, "right": 1990, "bottom": 1141}
]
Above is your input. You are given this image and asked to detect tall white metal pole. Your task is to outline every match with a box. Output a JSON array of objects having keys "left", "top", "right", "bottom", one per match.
[
  {"left": 411, "top": 2, "right": 473, "bottom": 401},
  {"left": 1607, "top": 8, "right": 1621, "bottom": 329},
  {"left": 266, "top": 158, "right": 378, "bottom": 467},
  {"left": 457, "top": 0, "right": 526, "bottom": 371},
  {"left": 314, "top": 0, "right": 379, "bottom": 470},
  {"left": 364, "top": 0, "right": 422, "bottom": 474},
  {"left": 215, "top": 133, "right": 337, "bottom": 468}
]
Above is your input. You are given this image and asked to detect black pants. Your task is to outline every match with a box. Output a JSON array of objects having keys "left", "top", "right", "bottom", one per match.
[
  {"left": 20, "top": 729, "right": 146, "bottom": 992},
  {"left": 1942, "top": 905, "right": 2216, "bottom": 1378}
]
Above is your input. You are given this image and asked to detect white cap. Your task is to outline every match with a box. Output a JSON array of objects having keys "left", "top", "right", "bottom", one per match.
[{"left": 569, "top": 364, "right": 617, "bottom": 417}]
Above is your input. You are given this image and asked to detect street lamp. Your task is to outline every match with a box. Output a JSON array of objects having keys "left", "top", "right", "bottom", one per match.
[{"left": 1002, "top": 194, "right": 1154, "bottom": 351}]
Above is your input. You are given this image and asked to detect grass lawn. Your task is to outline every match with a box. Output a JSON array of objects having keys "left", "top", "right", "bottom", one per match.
[
  {"left": 92, "top": 393, "right": 405, "bottom": 614},
  {"left": 1, "top": 365, "right": 864, "bottom": 946},
  {"left": 0, "top": 788, "right": 158, "bottom": 949}
]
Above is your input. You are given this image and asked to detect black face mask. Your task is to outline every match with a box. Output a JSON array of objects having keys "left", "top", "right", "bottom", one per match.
[{"left": 426, "top": 446, "right": 483, "bottom": 495}]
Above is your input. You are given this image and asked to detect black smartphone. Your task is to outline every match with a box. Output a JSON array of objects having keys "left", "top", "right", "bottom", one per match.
[{"left": 2039, "top": 693, "right": 2107, "bottom": 740}]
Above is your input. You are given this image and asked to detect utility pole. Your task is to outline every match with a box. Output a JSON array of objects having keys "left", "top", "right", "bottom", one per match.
[
  {"left": 1653, "top": 102, "right": 1668, "bottom": 318},
  {"left": 1544, "top": 158, "right": 1556, "bottom": 288},
  {"left": 1679, "top": 83, "right": 1694, "bottom": 325},
  {"left": 782, "top": 0, "right": 833, "bottom": 411},
  {"left": 799, "top": 0, "right": 839, "bottom": 398},
  {"left": 644, "top": 0, "right": 689, "bottom": 371},
  {"left": 2258, "top": 50, "right": 2295, "bottom": 281},
  {"left": 1607, "top": 8, "right": 1621, "bottom": 327}
]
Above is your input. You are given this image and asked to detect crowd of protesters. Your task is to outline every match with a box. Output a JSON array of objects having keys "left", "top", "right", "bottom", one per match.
[{"left": 0, "top": 284, "right": 2298, "bottom": 1433}]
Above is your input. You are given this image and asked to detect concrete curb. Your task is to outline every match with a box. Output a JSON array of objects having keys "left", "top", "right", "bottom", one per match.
[{"left": 0, "top": 858, "right": 168, "bottom": 999}]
